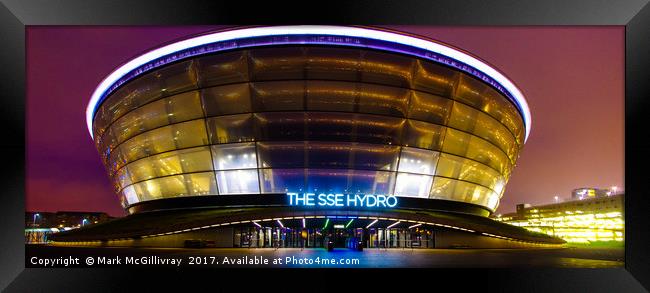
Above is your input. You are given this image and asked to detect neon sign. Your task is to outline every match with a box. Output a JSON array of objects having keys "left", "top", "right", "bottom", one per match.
[{"left": 287, "top": 193, "right": 398, "bottom": 208}]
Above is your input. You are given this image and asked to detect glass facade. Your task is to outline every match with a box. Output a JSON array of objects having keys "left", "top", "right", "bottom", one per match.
[
  {"left": 232, "top": 226, "right": 435, "bottom": 249},
  {"left": 92, "top": 46, "right": 526, "bottom": 213}
]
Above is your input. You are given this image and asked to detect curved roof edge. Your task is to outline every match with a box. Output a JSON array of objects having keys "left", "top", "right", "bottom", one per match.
[{"left": 86, "top": 25, "right": 531, "bottom": 142}]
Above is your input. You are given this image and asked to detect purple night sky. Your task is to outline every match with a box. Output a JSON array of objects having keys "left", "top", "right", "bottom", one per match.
[{"left": 26, "top": 26, "right": 624, "bottom": 217}]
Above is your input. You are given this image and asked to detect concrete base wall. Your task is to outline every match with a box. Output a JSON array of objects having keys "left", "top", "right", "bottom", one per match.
[
  {"left": 434, "top": 230, "right": 562, "bottom": 248},
  {"left": 53, "top": 227, "right": 562, "bottom": 249},
  {"left": 54, "top": 228, "right": 234, "bottom": 248}
]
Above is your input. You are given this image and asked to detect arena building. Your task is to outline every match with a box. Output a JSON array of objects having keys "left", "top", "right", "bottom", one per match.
[{"left": 52, "top": 26, "right": 563, "bottom": 248}]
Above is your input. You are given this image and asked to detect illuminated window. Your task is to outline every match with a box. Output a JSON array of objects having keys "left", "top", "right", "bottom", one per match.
[
  {"left": 454, "top": 74, "right": 491, "bottom": 112},
  {"left": 443, "top": 128, "right": 512, "bottom": 176},
  {"left": 394, "top": 173, "right": 433, "bottom": 198},
  {"left": 397, "top": 147, "right": 439, "bottom": 175},
  {"left": 132, "top": 172, "right": 217, "bottom": 201},
  {"left": 306, "top": 169, "right": 395, "bottom": 195},
  {"left": 429, "top": 177, "right": 496, "bottom": 208},
  {"left": 306, "top": 81, "right": 356, "bottom": 112},
  {"left": 303, "top": 47, "right": 361, "bottom": 80},
  {"left": 360, "top": 50, "right": 414, "bottom": 87},
  {"left": 249, "top": 47, "right": 306, "bottom": 80},
  {"left": 180, "top": 173, "right": 214, "bottom": 196},
  {"left": 122, "top": 185, "right": 139, "bottom": 205},
  {"left": 486, "top": 194, "right": 500, "bottom": 210},
  {"left": 95, "top": 74, "right": 162, "bottom": 136},
  {"left": 196, "top": 50, "right": 249, "bottom": 87},
  {"left": 211, "top": 143, "right": 258, "bottom": 170},
  {"left": 217, "top": 170, "right": 260, "bottom": 194},
  {"left": 434, "top": 153, "right": 504, "bottom": 193},
  {"left": 201, "top": 83, "right": 252, "bottom": 116},
  {"left": 473, "top": 111, "right": 518, "bottom": 161},
  {"left": 412, "top": 59, "right": 457, "bottom": 97},
  {"left": 114, "top": 164, "right": 132, "bottom": 190},
  {"left": 126, "top": 146, "right": 213, "bottom": 185},
  {"left": 251, "top": 81, "right": 305, "bottom": 111},
  {"left": 357, "top": 83, "right": 409, "bottom": 117},
  {"left": 448, "top": 102, "right": 479, "bottom": 133},
  {"left": 256, "top": 142, "right": 306, "bottom": 168},
  {"left": 99, "top": 60, "right": 198, "bottom": 137},
  {"left": 407, "top": 91, "right": 452, "bottom": 125},
  {"left": 155, "top": 60, "right": 199, "bottom": 96},
  {"left": 307, "top": 142, "right": 399, "bottom": 171},
  {"left": 255, "top": 112, "right": 307, "bottom": 141},
  {"left": 110, "top": 91, "right": 203, "bottom": 146},
  {"left": 480, "top": 86, "right": 525, "bottom": 146},
  {"left": 259, "top": 168, "right": 306, "bottom": 194},
  {"left": 115, "top": 119, "right": 207, "bottom": 165},
  {"left": 403, "top": 120, "right": 445, "bottom": 150},
  {"left": 211, "top": 143, "right": 259, "bottom": 194},
  {"left": 206, "top": 114, "right": 256, "bottom": 144}
]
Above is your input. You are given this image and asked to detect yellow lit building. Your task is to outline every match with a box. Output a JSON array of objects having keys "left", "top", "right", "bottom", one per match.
[{"left": 494, "top": 193, "right": 624, "bottom": 243}]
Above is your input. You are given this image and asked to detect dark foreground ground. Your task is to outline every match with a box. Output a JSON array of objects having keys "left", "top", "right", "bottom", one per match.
[{"left": 26, "top": 244, "right": 623, "bottom": 268}]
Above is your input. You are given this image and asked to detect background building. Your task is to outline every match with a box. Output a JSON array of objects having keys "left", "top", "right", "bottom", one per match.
[
  {"left": 571, "top": 187, "right": 610, "bottom": 200},
  {"left": 51, "top": 26, "right": 563, "bottom": 248},
  {"left": 494, "top": 191, "right": 624, "bottom": 244},
  {"left": 25, "top": 211, "right": 113, "bottom": 243}
]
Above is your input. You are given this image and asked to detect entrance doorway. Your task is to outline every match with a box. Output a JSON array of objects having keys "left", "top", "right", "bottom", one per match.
[
  {"left": 231, "top": 218, "right": 435, "bottom": 249},
  {"left": 330, "top": 228, "right": 346, "bottom": 248}
]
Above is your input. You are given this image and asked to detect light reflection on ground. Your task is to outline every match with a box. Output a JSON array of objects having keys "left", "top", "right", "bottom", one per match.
[{"left": 26, "top": 245, "right": 623, "bottom": 268}]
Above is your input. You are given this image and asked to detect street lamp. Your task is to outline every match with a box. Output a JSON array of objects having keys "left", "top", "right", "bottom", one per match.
[
  {"left": 554, "top": 196, "right": 559, "bottom": 203},
  {"left": 33, "top": 213, "right": 40, "bottom": 227},
  {"left": 611, "top": 186, "right": 618, "bottom": 195},
  {"left": 82, "top": 219, "right": 88, "bottom": 227}
]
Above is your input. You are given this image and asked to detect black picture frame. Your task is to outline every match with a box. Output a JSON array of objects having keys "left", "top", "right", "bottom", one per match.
[{"left": 1, "top": 0, "right": 649, "bottom": 291}]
